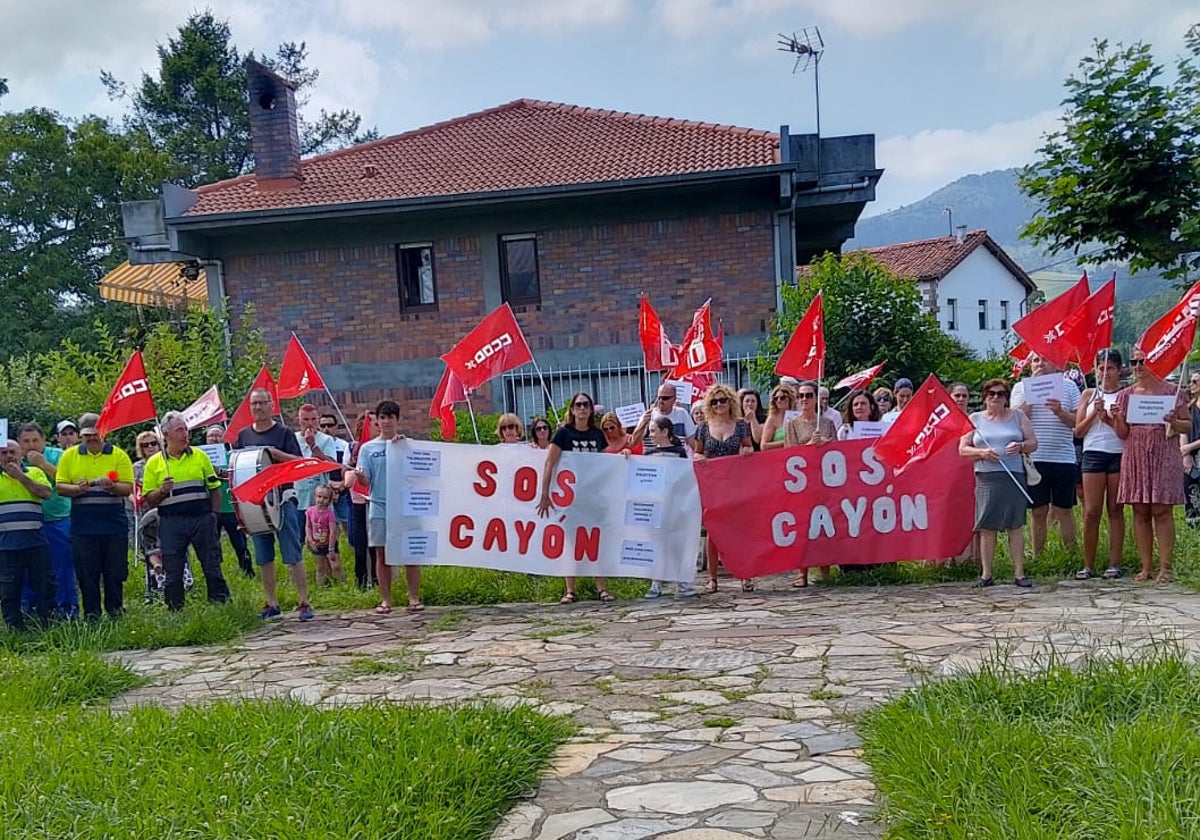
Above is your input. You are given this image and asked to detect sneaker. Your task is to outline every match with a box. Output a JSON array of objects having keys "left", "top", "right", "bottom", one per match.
[
  {"left": 297, "top": 602, "right": 315, "bottom": 622},
  {"left": 1102, "top": 566, "right": 1123, "bottom": 580},
  {"left": 643, "top": 584, "right": 662, "bottom": 600},
  {"left": 971, "top": 577, "right": 994, "bottom": 589},
  {"left": 1014, "top": 577, "right": 1033, "bottom": 588},
  {"left": 1074, "top": 568, "right": 1095, "bottom": 581},
  {"left": 675, "top": 582, "right": 697, "bottom": 598},
  {"left": 258, "top": 604, "right": 283, "bottom": 621}
]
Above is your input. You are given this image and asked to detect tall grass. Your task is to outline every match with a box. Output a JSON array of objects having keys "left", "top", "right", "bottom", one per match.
[
  {"left": 0, "top": 650, "right": 142, "bottom": 714},
  {"left": 0, "top": 701, "right": 573, "bottom": 840},
  {"left": 861, "top": 649, "right": 1200, "bottom": 838}
]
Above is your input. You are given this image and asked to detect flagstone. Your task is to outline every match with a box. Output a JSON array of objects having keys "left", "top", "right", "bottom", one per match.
[
  {"left": 574, "top": 818, "right": 696, "bottom": 839},
  {"left": 607, "top": 782, "right": 758, "bottom": 814},
  {"left": 660, "top": 690, "right": 730, "bottom": 706},
  {"left": 533, "top": 808, "right": 614, "bottom": 840}
]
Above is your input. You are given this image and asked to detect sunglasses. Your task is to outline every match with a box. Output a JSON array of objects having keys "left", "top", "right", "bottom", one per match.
[
  {"left": 602, "top": 425, "right": 618, "bottom": 432},
  {"left": 501, "top": 424, "right": 519, "bottom": 431},
  {"left": 573, "top": 401, "right": 592, "bottom": 408},
  {"left": 771, "top": 394, "right": 791, "bottom": 402},
  {"left": 533, "top": 425, "right": 550, "bottom": 432},
  {"left": 144, "top": 441, "right": 160, "bottom": 448},
  {"left": 1131, "top": 359, "right": 1147, "bottom": 366},
  {"left": 876, "top": 396, "right": 892, "bottom": 403},
  {"left": 797, "top": 392, "right": 816, "bottom": 399},
  {"left": 986, "top": 389, "right": 1008, "bottom": 398},
  {"left": 656, "top": 395, "right": 675, "bottom": 402},
  {"left": 711, "top": 397, "right": 730, "bottom": 406},
  {"left": 320, "top": 422, "right": 337, "bottom": 429}
]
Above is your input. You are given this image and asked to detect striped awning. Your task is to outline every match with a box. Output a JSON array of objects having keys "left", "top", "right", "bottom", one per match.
[{"left": 99, "top": 261, "right": 208, "bottom": 307}]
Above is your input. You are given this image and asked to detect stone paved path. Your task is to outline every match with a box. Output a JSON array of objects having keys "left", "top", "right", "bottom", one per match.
[{"left": 109, "top": 576, "right": 1200, "bottom": 840}]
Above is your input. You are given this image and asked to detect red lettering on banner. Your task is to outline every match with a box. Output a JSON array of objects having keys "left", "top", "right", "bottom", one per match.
[
  {"left": 513, "top": 520, "right": 536, "bottom": 554},
  {"left": 542, "top": 524, "right": 565, "bottom": 559},
  {"left": 574, "top": 527, "right": 600, "bottom": 562},
  {"left": 550, "top": 471, "right": 576, "bottom": 507},
  {"left": 473, "top": 462, "right": 497, "bottom": 497},
  {"left": 482, "top": 518, "right": 507, "bottom": 552},
  {"left": 696, "top": 440, "right": 973, "bottom": 575},
  {"left": 450, "top": 515, "right": 474, "bottom": 548},
  {"left": 513, "top": 466, "right": 538, "bottom": 502}
]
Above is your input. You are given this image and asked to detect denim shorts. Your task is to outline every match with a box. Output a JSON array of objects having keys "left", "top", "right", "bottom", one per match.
[{"left": 251, "top": 499, "right": 303, "bottom": 566}]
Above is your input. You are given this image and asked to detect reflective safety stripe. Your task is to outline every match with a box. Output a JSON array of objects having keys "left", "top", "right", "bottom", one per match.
[
  {"left": 158, "top": 480, "right": 208, "bottom": 507},
  {"left": 74, "top": 493, "right": 123, "bottom": 506},
  {"left": 0, "top": 501, "right": 45, "bottom": 531}
]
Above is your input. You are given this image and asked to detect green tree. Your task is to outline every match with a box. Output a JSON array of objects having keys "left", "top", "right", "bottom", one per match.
[
  {"left": 0, "top": 108, "right": 176, "bottom": 358},
  {"left": 750, "top": 253, "right": 969, "bottom": 389},
  {"left": 1021, "top": 26, "right": 1200, "bottom": 277},
  {"left": 102, "top": 11, "right": 378, "bottom": 187}
]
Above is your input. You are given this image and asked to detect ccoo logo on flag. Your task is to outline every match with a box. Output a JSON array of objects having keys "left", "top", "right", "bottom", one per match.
[{"left": 465, "top": 333, "right": 514, "bottom": 370}]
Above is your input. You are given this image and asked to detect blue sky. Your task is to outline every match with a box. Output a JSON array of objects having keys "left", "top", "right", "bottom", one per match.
[{"left": 2, "top": 0, "right": 1195, "bottom": 214}]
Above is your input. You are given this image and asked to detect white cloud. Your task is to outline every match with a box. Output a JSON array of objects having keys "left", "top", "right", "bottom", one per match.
[
  {"left": 869, "top": 109, "right": 1061, "bottom": 214},
  {"left": 333, "top": 0, "right": 631, "bottom": 50},
  {"left": 296, "top": 30, "right": 385, "bottom": 121}
]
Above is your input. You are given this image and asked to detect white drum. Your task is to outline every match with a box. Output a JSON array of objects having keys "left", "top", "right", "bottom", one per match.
[{"left": 229, "top": 447, "right": 282, "bottom": 536}]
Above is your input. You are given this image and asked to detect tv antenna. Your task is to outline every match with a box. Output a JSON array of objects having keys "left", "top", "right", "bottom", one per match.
[{"left": 778, "top": 27, "right": 825, "bottom": 138}]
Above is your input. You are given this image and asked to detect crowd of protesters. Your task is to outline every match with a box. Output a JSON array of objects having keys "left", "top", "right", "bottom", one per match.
[{"left": 1, "top": 344, "right": 1196, "bottom": 630}]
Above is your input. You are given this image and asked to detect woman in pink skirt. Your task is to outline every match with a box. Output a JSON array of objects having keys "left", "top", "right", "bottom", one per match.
[{"left": 1113, "top": 348, "right": 1192, "bottom": 581}]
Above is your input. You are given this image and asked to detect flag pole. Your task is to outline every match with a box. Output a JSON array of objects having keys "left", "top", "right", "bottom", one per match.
[
  {"left": 972, "top": 425, "right": 1035, "bottom": 505},
  {"left": 529, "top": 358, "right": 559, "bottom": 426},
  {"left": 464, "top": 394, "right": 481, "bottom": 444}
]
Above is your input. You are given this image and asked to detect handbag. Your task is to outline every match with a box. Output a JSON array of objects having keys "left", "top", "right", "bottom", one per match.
[{"left": 1022, "top": 454, "right": 1042, "bottom": 486}]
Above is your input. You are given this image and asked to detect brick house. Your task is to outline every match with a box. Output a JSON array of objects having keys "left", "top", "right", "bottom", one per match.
[
  {"left": 844, "top": 230, "right": 1036, "bottom": 358},
  {"left": 122, "top": 60, "right": 881, "bottom": 431}
]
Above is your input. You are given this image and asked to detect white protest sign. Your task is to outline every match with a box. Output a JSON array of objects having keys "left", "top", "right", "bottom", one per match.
[
  {"left": 1022, "top": 374, "right": 1064, "bottom": 406},
  {"left": 1126, "top": 394, "right": 1176, "bottom": 425},
  {"left": 848, "top": 421, "right": 886, "bottom": 440},
  {"left": 197, "top": 443, "right": 228, "bottom": 467},
  {"left": 614, "top": 402, "right": 646, "bottom": 430},
  {"left": 664, "top": 380, "right": 694, "bottom": 406},
  {"left": 387, "top": 440, "right": 700, "bottom": 578},
  {"left": 0, "top": 418, "right": 7, "bottom": 444}
]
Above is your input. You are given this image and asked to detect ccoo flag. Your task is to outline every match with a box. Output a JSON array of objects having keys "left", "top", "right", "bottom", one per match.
[
  {"left": 96, "top": 351, "right": 157, "bottom": 437},
  {"left": 873, "top": 375, "right": 974, "bottom": 475}
]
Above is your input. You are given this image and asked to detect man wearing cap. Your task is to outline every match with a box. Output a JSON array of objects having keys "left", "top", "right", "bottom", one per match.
[
  {"left": 55, "top": 419, "right": 79, "bottom": 450},
  {"left": 0, "top": 439, "right": 55, "bottom": 630},
  {"left": 141, "top": 412, "right": 230, "bottom": 611},
  {"left": 881, "top": 378, "right": 914, "bottom": 423},
  {"left": 16, "top": 422, "right": 77, "bottom": 618},
  {"left": 55, "top": 413, "right": 134, "bottom": 619}
]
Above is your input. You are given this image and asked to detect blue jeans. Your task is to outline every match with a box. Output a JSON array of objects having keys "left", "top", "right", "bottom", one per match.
[
  {"left": 21, "top": 518, "right": 76, "bottom": 616},
  {"left": 251, "top": 499, "right": 303, "bottom": 566},
  {"left": 333, "top": 491, "right": 350, "bottom": 526}
]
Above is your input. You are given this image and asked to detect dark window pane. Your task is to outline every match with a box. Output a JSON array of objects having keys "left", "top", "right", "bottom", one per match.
[
  {"left": 397, "top": 245, "right": 435, "bottom": 309},
  {"left": 502, "top": 238, "right": 539, "bottom": 303}
]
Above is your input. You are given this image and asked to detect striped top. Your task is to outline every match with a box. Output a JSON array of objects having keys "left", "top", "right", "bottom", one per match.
[
  {"left": 1010, "top": 376, "right": 1081, "bottom": 464},
  {"left": 0, "top": 466, "right": 49, "bottom": 550}
]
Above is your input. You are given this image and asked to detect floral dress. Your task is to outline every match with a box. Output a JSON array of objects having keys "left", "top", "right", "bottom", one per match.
[
  {"left": 695, "top": 420, "right": 751, "bottom": 458},
  {"left": 1117, "top": 384, "right": 1185, "bottom": 505}
]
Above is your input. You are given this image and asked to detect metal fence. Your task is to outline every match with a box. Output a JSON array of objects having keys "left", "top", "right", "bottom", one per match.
[{"left": 500, "top": 353, "right": 760, "bottom": 422}]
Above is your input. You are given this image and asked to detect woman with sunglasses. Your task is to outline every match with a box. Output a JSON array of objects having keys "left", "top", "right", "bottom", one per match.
[
  {"left": 737, "top": 389, "right": 766, "bottom": 451},
  {"left": 873, "top": 387, "right": 895, "bottom": 419},
  {"left": 693, "top": 383, "right": 754, "bottom": 593},
  {"left": 600, "top": 412, "right": 639, "bottom": 455},
  {"left": 958, "top": 378, "right": 1037, "bottom": 588},
  {"left": 1113, "top": 349, "right": 1191, "bottom": 582},
  {"left": 537, "top": 392, "right": 613, "bottom": 603},
  {"left": 1074, "top": 348, "right": 1127, "bottom": 579},
  {"left": 760, "top": 383, "right": 797, "bottom": 451},
  {"left": 783, "top": 381, "right": 837, "bottom": 587},
  {"left": 495, "top": 413, "right": 525, "bottom": 444},
  {"left": 529, "top": 417, "right": 553, "bottom": 450}
]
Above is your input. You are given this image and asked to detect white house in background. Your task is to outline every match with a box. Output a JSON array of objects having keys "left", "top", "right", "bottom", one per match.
[{"left": 845, "top": 229, "right": 1037, "bottom": 358}]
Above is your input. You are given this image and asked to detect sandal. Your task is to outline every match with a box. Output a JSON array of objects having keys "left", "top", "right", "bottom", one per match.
[
  {"left": 791, "top": 576, "right": 808, "bottom": 589},
  {"left": 597, "top": 590, "right": 615, "bottom": 602},
  {"left": 704, "top": 579, "right": 718, "bottom": 594},
  {"left": 406, "top": 603, "right": 425, "bottom": 613},
  {"left": 741, "top": 579, "right": 755, "bottom": 592},
  {"left": 374, "top": 604, "right": 393, "bottom": 615},
  {"left": 1133, "top": 570, "right": 1152, "bottom": 582},
  {"left": 1156, "top": 571, "right": 1173, "bottom": 584},
  {"left": 560, "top": 592, "right": 577, "bottom": 604}
]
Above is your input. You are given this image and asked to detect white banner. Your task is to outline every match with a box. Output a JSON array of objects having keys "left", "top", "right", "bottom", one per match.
[{"left": 386, "top": 440, "right": 701, "bottom": 579}]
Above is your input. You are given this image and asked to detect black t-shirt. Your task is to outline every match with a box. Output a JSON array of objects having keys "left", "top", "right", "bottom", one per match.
[
  {"left": 647, "top": 444, "right": 689, "bottom": 458},
  {"left": 235, "top": 421, "right": 304, "bottom": 490},
  {"left": 551, "top": 425, "right": 607, "bottom": 454}
]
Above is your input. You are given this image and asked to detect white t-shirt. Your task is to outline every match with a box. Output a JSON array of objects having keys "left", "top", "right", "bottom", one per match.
[
  {"left": 822, "top": 407, "right": 842, "bottom": 428},
  {"left": 1010, "top": 376, "right": 1082, "bottom": 464},
  {"left": 644, "top": 406, "right": 696, "bottom": 454}
]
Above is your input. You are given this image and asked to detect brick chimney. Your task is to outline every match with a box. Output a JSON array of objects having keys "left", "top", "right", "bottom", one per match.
[{"left": 245, "top": 59, "right": 302, "bottom": 190}]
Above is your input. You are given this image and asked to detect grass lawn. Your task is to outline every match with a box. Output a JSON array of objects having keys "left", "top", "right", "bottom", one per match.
[
  {"left": 0, "top": 649, "right": 573, "bottom": 840},
  {"left": 860, "top": 651, "right": 1200, "bottom": 839}
]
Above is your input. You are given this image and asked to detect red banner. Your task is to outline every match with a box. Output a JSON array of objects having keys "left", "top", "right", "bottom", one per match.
[
  {"left": 695, "top": 440, "right": 973, "bottom": 575},
  {"left": 775, "top": 292, "right": 824, "bottom": 381},
  {"left": 1011, "top": 273, "right": 1089, "bottom": 368},
  {"left": 277, "top": 333, "right": 327, "bottom": 399},
  {"left": 638, "top": 296, "right": 679, "bottom": 372},
  {"left": 232, "top": 457, "right": 336, "bottom": 506},
  {"left": 1136, "top": 279, "right": 1200, "bottom": 379},
  {"left": 442, "top": 303, "right": 534, "bottom": 391},
  {"left": 96, "top": 351, "right": 157, "bottom": 437},
  {"left": 181, "top": 385, "right": 227, "bottom": 430},
  {"left": 223, "top": 366, "right": 279, "bottom": 444}
]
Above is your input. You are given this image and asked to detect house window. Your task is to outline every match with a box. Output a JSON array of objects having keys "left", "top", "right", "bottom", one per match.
[
  {"left": 946, "top": 298, "right": 958, "bottom": 331},
  {"left": 500, "top": 234, "right": 540, "bottom": 305},
  {"left": 978, "top": 299, "right": 988, "bottom": 330},
  {"left": 1000, "top": 300, "right": 1010, "bottom": 331},
  {"left": 397, "top": 243, "right": 436, "bottom": 310}
]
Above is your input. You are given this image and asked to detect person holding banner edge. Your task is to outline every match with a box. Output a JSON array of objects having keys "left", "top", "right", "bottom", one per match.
[
  {"left": 537, "top": 391, "right": 612, "bottom": 604},
  {"left": 958, "top": 379, "right": 1038, "bottom": 589}
]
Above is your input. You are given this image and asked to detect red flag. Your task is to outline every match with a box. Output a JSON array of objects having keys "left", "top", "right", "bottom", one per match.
[
  {"left": 181, "top": 385, "right": 227, "bottom": 430},
  {"left": 775, "top": 293, "right": 824, "bottom": 381},
  {"left": 277, "top": 333, "right": 327, "bottom": 399},
  {"left": 441, "top": 303, "right": 534, "bottom": 390},
  {"left": 1136, "top": 279, "right": 1200, "bottom": 379},
  {"left": 834, "top": 361, "right": 886, "bottom": 391},
  {"left": 670, "top": 299, "right": 723, "bottom": 378},
  {"left": 874, "top": 375, "right": 974, "bottom": 475},
  {"left": 348, "top": 412, "right": 372, "bottom": 498},
  {"left": 430, "top": 365, "right": 466, "bottom": 440},
  {"left": 1059, "top": 277, "right": 1116, "bottom": 366},
  {"left": 96, "top": 351, "right": 157, "bottom": 437},
  {"left": 223, "top": 366, "right": 279, "bottom": 444},
  {"left": 1009, "top": 341, "right": 1033, "bottom": 379},
  {"left": 638, "top": 296, "right": 680, "bottom": 372},
  {"left": 1011, "top": 273, "right": 1090, "bottom": 368},
  {"left": 232, "top": 458, "right": 336, "bottom": 506},
  {"left": 699, "top": 320, "right": 725, "bottom": 373}
]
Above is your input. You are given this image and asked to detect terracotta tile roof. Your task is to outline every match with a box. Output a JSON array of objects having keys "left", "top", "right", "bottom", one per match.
[
  {"left": 185, "top": 99, "right": 781, "bottom": 216},
  {"left": 849, "top": 230, "right": 992, "bottom": 281}
]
